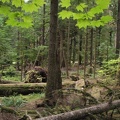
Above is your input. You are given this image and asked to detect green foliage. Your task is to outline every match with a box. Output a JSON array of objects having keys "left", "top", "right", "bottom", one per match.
[
  {"left": 1, "top": 93, "right": 44, "bottom": 108},
  {"left": 76, "top": 3, "right": 88, "bottom": 12},
  {"left": 0, "top": 0, "right": 45, "bottom": 28},
  {"left": 1, "top": 95, "right": 27, "bottom": 107},
  {"left": 60, "top": 0, "right": 71, "bottom": 8},
  {"left": 98, "top": 59, "right": 119, "bottom": 78},
  {"left": 35, "top": 45, "right": 48, "bottom": 56},
  {"left": 4, "top": 65, "right": 16, "bottom": 76},
  {"left": 59, "top": 0, "right": 113, "bottom": 29},
  {"left": 23, "top": 93, "right": 45, "bottom": 101}
]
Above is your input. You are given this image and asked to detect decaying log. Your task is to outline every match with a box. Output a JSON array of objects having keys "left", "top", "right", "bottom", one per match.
[
  {"left": 0, "top": 81, "right": 75, "bottom": 96},
  {"left": 0, "top": 83, "right": 46, "bottom": 96},
  {"left": 36, "top": 99, "right": 120, "bottom": 120}
]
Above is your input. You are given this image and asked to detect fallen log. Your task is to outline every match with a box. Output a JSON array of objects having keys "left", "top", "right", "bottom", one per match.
[
  {"left": 36, "top": 99, "right": 120, "bottom": 120},
  {"left": 0, "top": 81, "right": 75, "bottom": 96},
  {"left": 0, "top": 83, "right": 46, "bottom": 96}
]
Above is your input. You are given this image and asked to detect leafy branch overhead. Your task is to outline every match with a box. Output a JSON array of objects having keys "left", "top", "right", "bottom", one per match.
[
  {"left": 59, "top": 0, "right": 113, "bottom": 28},
  {"left": 0, "top": 0, "right": 113, "bottom": 28},
  {"left": 0, "top": 0, "right": 45, "bottom": 28}
]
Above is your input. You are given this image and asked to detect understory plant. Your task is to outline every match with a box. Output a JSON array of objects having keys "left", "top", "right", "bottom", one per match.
[
  {"left": 1, "top": 95, "right": 27, "bottom": 108},
  {"left": 98, "top": 59, "right": 120, "bottom": 79}
]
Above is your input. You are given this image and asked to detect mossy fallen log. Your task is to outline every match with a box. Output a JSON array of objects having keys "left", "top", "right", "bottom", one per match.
[
  {"left": 0, "top": 83, "right": 46, "bottom": 96},
  {"left": 0, "top": 81, "right": 75, "bottom": 96}
]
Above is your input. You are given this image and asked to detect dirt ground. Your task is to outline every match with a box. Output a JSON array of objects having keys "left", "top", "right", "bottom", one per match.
[
  {"left": 0, "top": 113, "right": 18, "bottom": 120},
  {"left": 0, "top": 99, "right": 44, "bottom": 120},
  {"left": 0, "top": 67, "right": 119, "bottom": 120}
]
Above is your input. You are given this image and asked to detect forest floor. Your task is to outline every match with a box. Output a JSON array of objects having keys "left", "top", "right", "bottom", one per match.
[{"left": 0, "top": 68, "right": 119, "bottom": 120}]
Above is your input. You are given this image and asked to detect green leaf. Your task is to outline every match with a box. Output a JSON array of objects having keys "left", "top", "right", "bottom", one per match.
[
  {"left": 100, "top": 15, "right": 113, "bottom": 23},
  {"left": 96, "top": 0, "right": 110, "bottom": 9},
  {"left": 22, "top": 15, "right": 33, "bottom": 23},
  {"left": 6, "top": 19, "right": 18, "bottom": 27},
  {"left": 0, "top": 6, "right": 10, "bottom": 16},
  {"left": 22, "top": 3, "right": 39, "bottom": 13},
  {"left": 89, "top": 6, "right": 104, "bottom": 15},
  {"left": 60, "top": 0, "right": 71, "bottom": 8},
  {"left": 12, "top": 0, "right": 22, "bottom": 7},
  {"left": 76, "top": 3, "right": 88, "bottom": 12},
  {"left": 90, "top": 20, "right": 104, "bottom": 27},
  {"left": 87, "top": 11, "right": 95, "bottom": 19},
  {"left": 1, "top": 0, "right": 10, "bottom": 3},
  {"left": 72, "top": 13, "right": 84, "bottom": 20},
  {"left": 76, "top": 20, "right": 90, "bottom": 29},
  {"left": 59, "top": 10, "right": 73, "bottom": 19},
  {"left": 33, "top": 0, "right": 45, "bottom": 6},
  {"left": 18, "top": 21, "right": 33, "bottom": 28}
]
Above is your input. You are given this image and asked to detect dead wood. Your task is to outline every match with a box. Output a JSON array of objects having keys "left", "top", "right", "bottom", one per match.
[
  {"left": 36, "top": 99, "right": 120, "bottom": 120},
  {"left": 0, "top": 83, "right": 46, "bottom": 96},
  {"left": 0, "top": 81, "right": 75, "bottom": 96}
]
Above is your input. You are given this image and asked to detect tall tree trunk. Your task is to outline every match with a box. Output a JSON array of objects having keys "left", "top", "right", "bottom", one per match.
[
  {"left": 116, "top": 0, "right": 120, "bottom": 56},
  {"left": 65, "top": 19, "right": 71, "bottom": 78},
  {"left": 116, "top": 0, "right": 120, "bottom": 85},
  {"left": 45, "top": 0, "right": 62, "bottom": 105}
]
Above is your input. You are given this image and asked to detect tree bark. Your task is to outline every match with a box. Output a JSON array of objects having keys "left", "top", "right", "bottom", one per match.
[
  {"left": 36, "top": 99, "right": 120, "bottom": 120},
  {"left": 79, "top": 33, "right": 82, "bottom": 65},
  {"left": 116, "top": 0, "right": 120, "bottom": 55},
  {"left": 89, "top": 28, "right": 93, "bottom": 74},
  {"left": 45, "top": 0, "right": 62, "bottom": 104}
]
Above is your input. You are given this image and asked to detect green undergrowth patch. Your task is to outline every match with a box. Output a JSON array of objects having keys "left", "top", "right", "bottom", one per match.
[
  {"left": 2, "top": 76, "right": 21, "bottom": 82},
  {"left": 22, "top": 93, "right": 45, "bottom": 102},
  {"left": 0, "top": 93, "right": 45, "bottom": 108}
]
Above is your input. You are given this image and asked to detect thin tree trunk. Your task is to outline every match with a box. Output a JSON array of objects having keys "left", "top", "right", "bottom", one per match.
[
  {"left": 65, "top": 19, "right": 71, "bottom": 78},
  {"left": 84, "top": 29, "right": 88, "bottom": 81},
  {"left": 89, "top": 28, "right": 93, "bottom": 74},
  {"left": 16, "top": 30, "right": 20, "bottom": 71},
  {"left": 77, "top": 35, "right": 80, "bottom": 76},
  {"left": 93, "top": 29, "right": 97, "bottom": 78},
  {"left": 72, "top": 37, "right": 76, "bottom": 64},
  {"left": 36, "top": 99, "right": 120, "bottom": 120},
  {"left": 106, "top": 37, "right": 109, "bottom": 61},
  {"left": 109, "top": 31, "right": 112, "bottom": 46},
  {"left": 63, "top": 50, "right": 69, "bottom": 78},
  {"left": 79, "top": 34, "right": 82, "bottom": 65},
  {"left": 42, "top": 4, "right": 45, "bottom": 45}
]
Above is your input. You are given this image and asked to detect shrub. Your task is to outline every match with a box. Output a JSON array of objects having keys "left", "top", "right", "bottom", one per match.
[{"left": 98, "top": 59, "right": 119, "bottom": 78}]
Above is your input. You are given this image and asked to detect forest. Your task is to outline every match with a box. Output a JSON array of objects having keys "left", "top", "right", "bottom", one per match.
[{"left": 0, "top": 0, "right": 120, "bottom": 120}]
